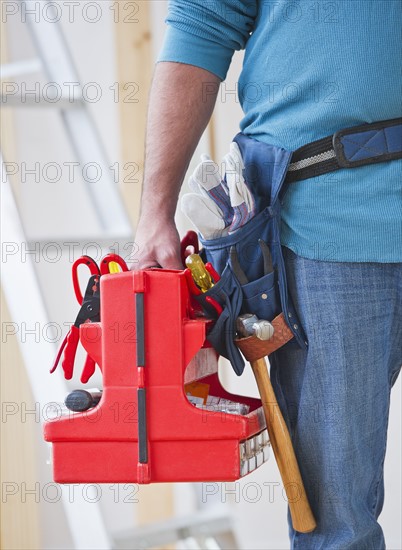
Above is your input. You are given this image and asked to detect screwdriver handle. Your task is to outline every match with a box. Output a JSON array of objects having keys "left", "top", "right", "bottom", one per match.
[{"left": 185, "top": 254, "right": 214, "bottom": 293}]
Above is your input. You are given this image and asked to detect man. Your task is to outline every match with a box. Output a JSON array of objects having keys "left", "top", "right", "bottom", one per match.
[{"left": 133, "top": 1, "right": 402, "bottom": 548}]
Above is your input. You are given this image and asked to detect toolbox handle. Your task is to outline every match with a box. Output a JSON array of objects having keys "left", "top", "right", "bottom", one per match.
[{"left": 180, "top": 230, "right": 199, "bottom": 267}]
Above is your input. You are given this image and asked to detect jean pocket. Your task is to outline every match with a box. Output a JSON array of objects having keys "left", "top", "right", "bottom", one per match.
[{"left": 241, "top": 271, "right": 281, "bottom": 321}]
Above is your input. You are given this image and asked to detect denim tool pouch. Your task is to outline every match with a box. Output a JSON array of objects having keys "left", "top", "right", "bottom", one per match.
[{"left": 195, "top": 133, "right": 307, "bottom": 375}]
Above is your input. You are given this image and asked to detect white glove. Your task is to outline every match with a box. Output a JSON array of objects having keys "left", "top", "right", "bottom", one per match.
[
  {"left": 224, "top": 142, "right": 255, "bottom": 233},
  {"left": 181, "top": 144, "right": 256, "bottom": 240},
  {"left": 188, "top": 156, "right": 233, "bottom": 226},
  {"left": 181, "top": 192, "right": 229, "bottom": 240}
]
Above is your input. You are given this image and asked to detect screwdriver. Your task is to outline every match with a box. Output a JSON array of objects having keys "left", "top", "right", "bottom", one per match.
[{"left": 185, "top": 254, "right": 214, "bottom": 292}]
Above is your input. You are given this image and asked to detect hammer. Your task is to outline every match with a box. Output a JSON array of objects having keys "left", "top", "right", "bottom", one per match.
[{"left": 237, "top": 314, "right": 316, "bottom": 533}]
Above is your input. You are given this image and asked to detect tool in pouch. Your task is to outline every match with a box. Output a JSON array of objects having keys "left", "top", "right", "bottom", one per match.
[
  {"left": 182, "top": 140, "right": 316, "bottom": 533},
  {"left": 183, "top": 135, "right": 306, "bottom": 376},
  {"left": 50, "top": 253, "right": 128, "bottom": 384}
]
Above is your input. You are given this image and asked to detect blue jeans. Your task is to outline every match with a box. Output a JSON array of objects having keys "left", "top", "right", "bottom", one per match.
[{"left": 271, "top": 248, "right": 402, "bottom": 549}]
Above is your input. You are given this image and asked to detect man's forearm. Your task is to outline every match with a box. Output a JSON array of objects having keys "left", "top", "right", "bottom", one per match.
[
  {"left": 140, "top": 61, "right": 220, "bottom": 220},
  {"left": 132, "top": 61, "right": 220, "bottom": 269}
]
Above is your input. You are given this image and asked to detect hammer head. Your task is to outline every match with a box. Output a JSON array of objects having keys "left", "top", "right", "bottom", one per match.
[
  {"left": 236, "top": 314, "right": 259, "bottom": 337},
  {"left": 236, "top": 314, "right": 274, "bottom": 341}
]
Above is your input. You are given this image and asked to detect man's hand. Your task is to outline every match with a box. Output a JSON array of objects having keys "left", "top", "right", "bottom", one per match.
[
  {"left": 130, "top": 62, "right": 220, "bottom": 271},
  {"left": 130, "top": 216, "right": 182, "bottom": 270}
]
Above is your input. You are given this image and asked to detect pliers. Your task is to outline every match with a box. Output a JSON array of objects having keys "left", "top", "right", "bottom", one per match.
[
  {"left": 51, "top": 253, "right": 128, "bottom": 383},
  {"left": 230, "top": 239, "right": 273, "bottom": 284},
  {"left": 50, "top": 273, "right": 101, "bottom": 383}
]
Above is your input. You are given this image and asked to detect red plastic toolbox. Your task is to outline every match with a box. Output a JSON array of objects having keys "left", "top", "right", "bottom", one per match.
[{"left": 44, "top": 269, "right": 269, "bottom": 483}]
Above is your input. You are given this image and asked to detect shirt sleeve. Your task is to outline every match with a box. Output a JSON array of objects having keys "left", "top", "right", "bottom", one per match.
[{"left": 157, "top": 1, "right": 258, "bottom": 81}]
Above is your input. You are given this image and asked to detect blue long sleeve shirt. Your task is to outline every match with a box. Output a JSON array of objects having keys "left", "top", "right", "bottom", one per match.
[{"left": 159, "top": 0, "right": 402, "bottom": 262}]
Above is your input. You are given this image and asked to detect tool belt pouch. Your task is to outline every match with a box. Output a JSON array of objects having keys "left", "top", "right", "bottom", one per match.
[{"left": 196, "top": 133, "right": 307, "bottom": 375}]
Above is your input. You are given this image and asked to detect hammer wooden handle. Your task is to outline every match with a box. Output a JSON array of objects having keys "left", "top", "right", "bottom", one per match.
[{"left": 251, "top": 357, "right": 316, "bottom": 533}]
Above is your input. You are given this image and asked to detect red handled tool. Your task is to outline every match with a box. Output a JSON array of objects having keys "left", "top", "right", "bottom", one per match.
[
  {"left": 99, "top": 253, "right": 129, "bottom": 275},
  {"left": 51, "top": 253, "right": 128, "bottom": 383},
  {"left": 51, "top": 274, "right": 101, "bottom": 382},
  {"left": 71, "top": 256, "right": 100, "bottom": 303}
]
